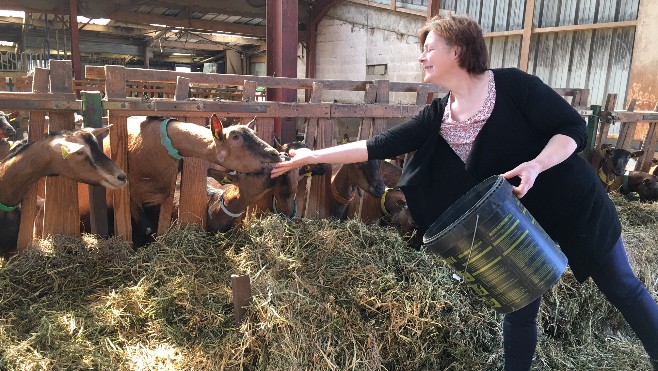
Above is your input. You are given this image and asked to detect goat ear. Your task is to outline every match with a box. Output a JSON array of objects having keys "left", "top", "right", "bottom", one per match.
[
  {"left": 246, "top": 116, "right": 257, "bottom": 130},
  {"left": 632, "top": 150, "right": 645, "bottom": 158},
  {"left": 273, "top": 135, "right": 282, "bottom": 150},
  {"left": 87, "top": 126, "right": 111, "bottom": 142},
  {"left": 211, "top": 114, "right": 223, "bottom": 140}
]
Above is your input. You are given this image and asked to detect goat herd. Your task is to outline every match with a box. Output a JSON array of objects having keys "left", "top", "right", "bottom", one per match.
[
  {"left": 1, "top": 110, "right": 657, "bottom": 254},
  {"left": 0, "top": 111, "right": 416, "bottom": 253}
]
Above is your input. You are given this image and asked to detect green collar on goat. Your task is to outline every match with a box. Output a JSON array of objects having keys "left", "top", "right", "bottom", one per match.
[
  {"left": 159, "top": 118, "right": 184, "bottom": 160},
  {"left": 0, "top": 202, "right": 17, "bottom": 211},
  {"left": 272, "top": 196, "right": 297, "bottom": 218},
  {"left": 622, "top": 170, "right": 630, "bottom": 193}
]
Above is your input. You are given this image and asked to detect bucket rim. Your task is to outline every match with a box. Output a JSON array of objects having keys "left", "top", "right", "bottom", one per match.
[{"left": 423, "top": 175, "right": 506, "bottom": 246}]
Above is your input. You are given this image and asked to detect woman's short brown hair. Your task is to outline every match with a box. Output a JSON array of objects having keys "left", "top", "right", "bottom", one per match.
[{"left": 419, "top": 14, "right": 489, "bottom": 74}]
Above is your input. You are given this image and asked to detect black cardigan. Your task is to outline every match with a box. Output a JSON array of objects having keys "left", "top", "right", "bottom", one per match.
[{"left": 367, "top": 68, "right": 620, "bottom": 282}]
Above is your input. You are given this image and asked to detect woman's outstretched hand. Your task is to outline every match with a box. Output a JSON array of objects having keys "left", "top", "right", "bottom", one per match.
[
  {"left": 501, "top": 160, "right": 542, "bottom": 198},
  {"left": 271, "top": 147, "right": 314, "bottom": 178}
]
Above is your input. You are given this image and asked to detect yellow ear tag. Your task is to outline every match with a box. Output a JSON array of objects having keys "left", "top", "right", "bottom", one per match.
[{"left": 61, "top": 145, "right": 72, "bottom": 159}]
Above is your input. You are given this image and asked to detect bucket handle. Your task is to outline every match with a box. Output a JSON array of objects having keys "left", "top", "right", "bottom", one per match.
[{"left": 453, "top": 214, "right": 480, "bottom": 284}]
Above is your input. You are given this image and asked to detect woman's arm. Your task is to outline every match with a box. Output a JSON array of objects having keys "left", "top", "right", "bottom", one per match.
[
  {"left": 271, "top": 140, "right": 368, "bottom": 178},
  {"left": 502, "top": 134, "right": 577, "bottom": 197}
]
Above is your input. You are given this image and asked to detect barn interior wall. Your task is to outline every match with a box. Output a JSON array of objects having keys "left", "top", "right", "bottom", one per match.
[
  {"left": 314, "top": 0, "right": 641, "bottom": 111},
  {"left": 315, "top": 2, "right": 425, "bottom": 105},
  {"left": 626, "top": 0, "right": 658, "bottom": 112}
]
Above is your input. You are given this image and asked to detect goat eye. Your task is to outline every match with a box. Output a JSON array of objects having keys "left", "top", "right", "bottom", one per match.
[{"left": 231, "top": 134, "right": 240, "bottom": 141}]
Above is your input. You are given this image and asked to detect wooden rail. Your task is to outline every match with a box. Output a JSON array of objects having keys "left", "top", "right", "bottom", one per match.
[
  {"left": 596, "top": 93, "right": 658, "bottom": 173},
  {"left": 0, "top": 63, "right": 594, "bottom": 250}
]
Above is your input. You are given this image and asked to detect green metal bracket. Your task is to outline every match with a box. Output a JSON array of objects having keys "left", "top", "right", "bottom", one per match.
[
  {"left": 81, "top": 91, "right": 103, "bottom": 128},
  {"left": 584, "top": 104, "right": 601, "bottom": 161}
]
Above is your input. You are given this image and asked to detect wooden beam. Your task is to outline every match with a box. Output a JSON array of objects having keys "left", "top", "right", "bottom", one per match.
[
  {"left": 157, "top": 40, "right": 227, "bottom": 51},
  {"left": 519, "top": 0, "right": 536, "bottom": 72},
  {"left": 109, "top": 10, "right": 266, "bottom": 37},
  {"left": 532, "top": 20, "right": 637, "bottom": 33},
  {"left": 427, "top": 0, "right": 441, "bottom": 19},
  {"left": 69, "top": 0, "right": 82, "bottom": 81}
]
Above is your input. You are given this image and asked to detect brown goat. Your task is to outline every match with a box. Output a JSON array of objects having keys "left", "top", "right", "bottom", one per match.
[
  {"left": 0, "top": 111, "right": 18, "bottom": 160},
  {"left": 329, "top": 160, "right": 386, "bottom": 219},
  {"left": 619, "top": 171, "right": 658, "bottom": 202},
  {"left": 79, "top": 114, "right": 283, "bottom": 243},
  {"left": 206, "top": 170, "right": 276, "bottom": 233},
  {"left": 590, "top": 144, "right": 644, "bottom": 192},
  {"left": 1, "top": 127, "right": 127, "bottom": 253},
  {"left": 261, "top": 138, "right": 331, "bottom": 218},
  {"left": 378, "top": 161, "right": 417, "bottom": 238}
]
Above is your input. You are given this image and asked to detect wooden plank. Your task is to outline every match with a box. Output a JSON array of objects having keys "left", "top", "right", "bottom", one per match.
[
  {"left": 596, "top": 93, "right": 618, "bottom": 149},
  {"left": 349, "top": 83, "right": 377, "bottom": 220},
  {"left": 105, "top": 65, "right": 132, "bottom": 242},
  {"left": 177, "top": 118, "right": 208, "bottom": 227},
  {"left": 231, "top": 274, "right": 252, "bottom": 325},
  {"left": 615, "top": 99, "right": 637, "bottom": 149},
  {"left": 636, "top": 103, "right": 658, "bottom": 173},
  {"left": 170, "top": 77, "right": 209, "bottom": 231},
  {"left": 303, "top": 117, "right": 333, "bottom": 219},
  {"left": 360, "top": 80, "right": 390, "bottom": 223},
  {"left": 243, "top": 80, "right": 257, "bottom": 102},
  {"left": 43, "top": 60, "right": 79, "bottom": 238},
  {"left": 310, "top": 82, "right": 324, "bottom": 104},
  {"left": 16, "top": 67, "right": 49, "bottom": 252},
  {"left": 245, "top": 117, "right": 277, "bottom": 218},
  {"left": 519, "top": 0, "right": 536, "bottom": 71},
  {"left": 86, "top": 65, "right": 446, "bottom": 95}
]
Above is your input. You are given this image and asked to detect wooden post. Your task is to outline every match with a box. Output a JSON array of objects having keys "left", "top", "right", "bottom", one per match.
[
  {"left": 637, "top": 103, "right": 658, "bottom": 173},
  {"left": 616, "top": 99, "right": 637, "bottom": 150},
  {"left": 231, "top": 274, "right": 252, "bottom": 325},
  {"left": 359, "top": 80, "right": 390, "bottom": 223},
  {"left": 596, "top": 93, "right": 618, "bottom": 150},
  {"left": 519, "top": 0, "right": 536, "bottom": 72},
  {"left": 43, "top": 60, "right": 79, "bottom": 237},
  {"left": 104, "top": 65, "right": 132, "bottom": 242},
  {"left": 69, "top": 0, "right": 82, "bottom": 82},
  {"left": 266, "top": 0, "right": 298, "bottom": 142},
  {"left": 82, "top": 91, "right": 109, "bottom": 236},
  {"left": 16, "top": 68, "right": 49, "bottom": 252},
  {"left": 427, "top": 0, "right": 441, "bottom": 19},
  {"left": 177, "top": 76, "right": 210, "bottom": 229}
]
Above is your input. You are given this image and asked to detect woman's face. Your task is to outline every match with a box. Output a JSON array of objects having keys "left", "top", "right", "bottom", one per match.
[{"left": 418, "top": 31, "right": 457, "bottom": 84}]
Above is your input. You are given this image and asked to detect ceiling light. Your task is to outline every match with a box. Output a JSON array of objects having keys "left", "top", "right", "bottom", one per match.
[
  {"left": 172, "top": 53, "right": 192, "bottom": 56},
  {"left": 0, "top": 41, "right": 14, "bottom": 46},
  {"left": 0, "top": 10, "right": 25, "bottom": 18},
  {"left": 77, "top": 16, "right": 111, "bottom": 25}
]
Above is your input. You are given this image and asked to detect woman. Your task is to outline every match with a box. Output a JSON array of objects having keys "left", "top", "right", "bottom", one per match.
[{"left": 272, "top": 14, "right": 658, "bottom": 371}]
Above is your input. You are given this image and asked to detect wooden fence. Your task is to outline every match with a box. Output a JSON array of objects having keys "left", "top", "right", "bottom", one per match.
[
  {"left": 0, "top": 61, "right": 597, "bottom": 251},
  {"left": 595, "top": 93, "right": 658, "bottom": 172}
]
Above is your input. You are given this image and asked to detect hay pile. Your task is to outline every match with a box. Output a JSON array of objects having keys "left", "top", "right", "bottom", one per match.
[{"left": 0, "top": 194, "right": 656, "bottom": 370}]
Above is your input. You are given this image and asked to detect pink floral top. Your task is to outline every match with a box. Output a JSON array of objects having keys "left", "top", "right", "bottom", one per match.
[{"left": 440, "top": 70, "right": 496, "bottom": 162}]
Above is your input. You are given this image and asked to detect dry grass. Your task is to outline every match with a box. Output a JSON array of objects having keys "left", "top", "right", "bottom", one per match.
[{"left": 0, "top": 194, "right": 656, "bottom": 370}]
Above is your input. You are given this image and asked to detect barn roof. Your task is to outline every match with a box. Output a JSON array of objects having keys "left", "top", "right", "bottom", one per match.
[{"left": 0, "top": 0, "right": 317, "bottom": 68}]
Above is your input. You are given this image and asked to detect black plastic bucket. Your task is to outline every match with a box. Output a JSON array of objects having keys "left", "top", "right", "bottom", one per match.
[{"left": 422, "top": 175, "right": 567, "bottom": 314}]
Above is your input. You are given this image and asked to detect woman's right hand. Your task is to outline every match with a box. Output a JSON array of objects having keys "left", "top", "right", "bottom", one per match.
[{"left": 271, "top": 147, "right": 314, "bottom": 178}]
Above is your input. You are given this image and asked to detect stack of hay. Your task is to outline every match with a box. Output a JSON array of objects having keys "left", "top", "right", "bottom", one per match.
[{"left": 0, "top": 193, "right": 655, "bottom": 370}]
